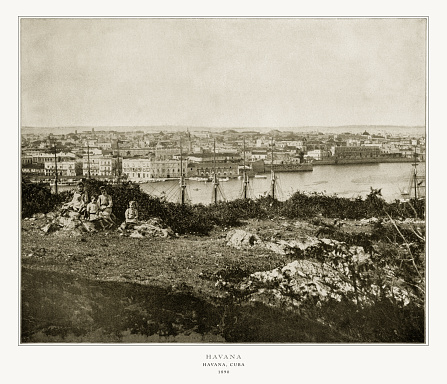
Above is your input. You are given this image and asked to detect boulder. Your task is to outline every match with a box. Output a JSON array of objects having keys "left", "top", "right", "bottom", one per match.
[
  {"left": 237, "top": 241, "right": 408, "bottom": 310},
  {"left": 45, "top": 211, "right": 58, "bottom": 220},
  {"left": 41, "top": 222, "right": 60, "bottom": 234},
  {"left": 126, "top": 220, "right": 175, "bottom": 239},
  {"left": 225, "top": 229, "right": 263, "bottom": 249},
  {"left": 129, "top": 232, "right": 144, "bottom": 238},
  {"left": 56, "top": 216, "right": 83, "bottom": 231},
  {"left": 264, "top": 237, "right": 320, "bottom": 256}
]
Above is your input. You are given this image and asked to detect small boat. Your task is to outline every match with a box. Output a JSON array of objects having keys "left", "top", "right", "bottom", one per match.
[
  {"left": 254, "top": 174, "right": 267, "bottom": 179},
  {"left": 218, "top": 177, "right": 229, "bottom": 182},
  {"left": 189, "top": 177, "right": 211, "bottom": 182}
]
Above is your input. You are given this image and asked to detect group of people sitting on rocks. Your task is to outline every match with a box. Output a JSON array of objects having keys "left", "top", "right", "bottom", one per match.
[{"left": 61, "top": 182, "right": 139, "bottom": 232}]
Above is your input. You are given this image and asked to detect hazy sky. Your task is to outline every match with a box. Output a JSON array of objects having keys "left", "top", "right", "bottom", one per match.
[{"left": 20, "top": 18, "right": 427, "bottom": 128}]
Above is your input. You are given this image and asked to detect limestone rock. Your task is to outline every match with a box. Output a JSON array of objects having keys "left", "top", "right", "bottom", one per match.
[
  {"left": 41, "top": 222, "right": 60, "bottom": 234},
  {"left": 225, "top": 229, "right": 263, "bottom": 249},
  {"left": 126, "top": 219, "right": 175, "bottom": 239}
]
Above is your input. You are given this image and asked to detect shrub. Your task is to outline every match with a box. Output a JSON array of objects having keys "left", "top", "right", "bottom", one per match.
[
  {"left": 21, "top": 178, "right": 425, "bottom": 234},
  {"left": 21, "top": 180, "right": 69, "bottom": 218}
]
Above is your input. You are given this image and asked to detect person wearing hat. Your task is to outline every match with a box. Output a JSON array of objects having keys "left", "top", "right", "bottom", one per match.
[{"left": 98, "top": 186, "right": 114, "bottom": 228}]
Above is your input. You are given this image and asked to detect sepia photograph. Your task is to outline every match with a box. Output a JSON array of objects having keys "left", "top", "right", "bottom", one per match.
[{"left": 19, "top": 16, "right": 427, "bottom": 350}]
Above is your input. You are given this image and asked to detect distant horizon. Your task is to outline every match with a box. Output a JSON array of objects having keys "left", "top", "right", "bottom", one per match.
[
  {"left": 22, "top": 124, "right": 426, "bottom": 130},
  {"left": 21, "top": 124, "right": 427, "bottom": 138}
]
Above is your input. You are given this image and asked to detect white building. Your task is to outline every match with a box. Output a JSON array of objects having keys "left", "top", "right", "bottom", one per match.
[
  {"left": 44, "top": 161, "right": 76, "bottom": 177},
  {"left": 250, "top": 150, "right": 268, "bottom": 161},
  {"left": 82, "top": 155, "right": 115, "bottom": 177},
  {"left": 306, "top": 149, "right": 324, "bottom": 161},
  {"left": 122, "top": 158, "right": 188, "bottom": 181},
  {"left": 99, "top": 157, "right": 114, "bottom": 176},
  {"left": 97, "top": 141, "right": 113, "bottom": 150},
  {"left": 82, "top": 155, "right": 100, "bottom": 177},
  {"left": 29, "top": 151, "right": 76, "bottom": 164},
  {"left": 276, "top": 140, "right": 304, "bottom": 149}
]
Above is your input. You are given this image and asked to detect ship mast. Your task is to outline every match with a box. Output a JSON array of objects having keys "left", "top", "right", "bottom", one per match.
[
  {"left": 87, "top": 142, "right": 91, "bottom": 179},
  {"left": 212, "top": 139, "right": 219, "bottom": 204},
  {"left": 243, "top": 137, "right": 248, "bottom": 199},
  {"left": 412, "top": 146, "right": 419, "bottom": 201},
  {"left": 53, "top": 143, "right": 58, "bottom": 194},
  {"left": 116, "top": 139, "right": 121, "bottom": 184},
  {"left": 180, "top": 136, "right": 187, "bottom": 205},
  {"left": 270, "top": 137, "right": 276, "bottom": 200}
]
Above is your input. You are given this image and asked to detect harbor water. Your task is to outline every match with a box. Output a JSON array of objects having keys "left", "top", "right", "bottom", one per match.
[
  {"left": 139, "top": 162, "right": 426, "bottom": 204},
  {"left": 53, "top": 162, "right": 426, "bottom": 204}
]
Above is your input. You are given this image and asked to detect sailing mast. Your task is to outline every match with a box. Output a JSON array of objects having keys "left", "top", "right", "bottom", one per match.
[
  {"left": 53, "top": 144, "right": 58, "bottom": 194},
  {"left": 116, "top": 139, "right": 121, "bottom": 184},
  {"left": 412, "top": 148, "right": 419, "bottom": 200},
  {"left": 242, "top": 138, "right": 248, "bottom": 199},
  {"left": 270, "top": 137, "right": 276, "bottom": 200},
  {"left": 87, "top": 142, "right": 91, "bottom": 179},
  {"left": 212, "top": 139, "right": 219, "bottom": 204},
  {"left": 180, "top": 136, "right": 187, "bottom": 205}
]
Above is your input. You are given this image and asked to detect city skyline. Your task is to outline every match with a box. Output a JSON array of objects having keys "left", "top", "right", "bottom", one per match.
[{"left": 20, "top": 18, "right": 427, "bottom": 129}]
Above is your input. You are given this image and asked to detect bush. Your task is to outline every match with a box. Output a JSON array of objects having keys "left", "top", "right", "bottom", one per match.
[
  {"left": 21, "top": 178, "right": 425, "bottom": 234},
  {"left": 21, "top": 180, "right": 69, "bottom": 218}
]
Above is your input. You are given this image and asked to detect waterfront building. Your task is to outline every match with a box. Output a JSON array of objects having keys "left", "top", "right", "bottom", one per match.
[
  {"left": 98, "top": 157, "right": 115, "bottom": 177},
  {"left": 122, "top": 158, "right": 187, "bottom": 181},
  {"left": 23, "top": 151, "right": 77, "bottom": 164},
  {"left": 21, "top": 155, "right": 33, "bottom": 165},
  {"left": 188, "top": 161, "right": 239, "bottom": 178},
  {"left": 82, "top": 155, "right": 116, "bottom": 177},
  {"left": 82, "top": 155, "right": 100, "bottom": 177},
  {"left": 44, "top": 161, "right": 76, "bottom": 177},
  {"left": 250, "top": 150, "right": 268, "bottom": 161},
  {"left": 188, "top": 153, "right": 241, "bottom": 163},
  {"left": 334, "top": 145, "right": 381, "bottom": 160},
  {"left": 306, "top": 149, "right": 325, "bottom": 161},
  {"left": 22, "top": 163, "right": 45, "bottom": 176}
]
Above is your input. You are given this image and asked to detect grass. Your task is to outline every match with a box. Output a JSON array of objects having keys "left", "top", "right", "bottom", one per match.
[
  {"left": 21, "top": 212, "right": 425, "bottom": 343},
  {"left": 21, "top": 219, "right": 288, "bottom": 301}
]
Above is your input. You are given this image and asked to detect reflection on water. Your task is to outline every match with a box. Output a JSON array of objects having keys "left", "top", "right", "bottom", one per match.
[
  {"left": 54, "top": 162, "right": 423, "bottom": 205},
  {"left": 140, "top": 162, "right": 421, "bottom": 204}
]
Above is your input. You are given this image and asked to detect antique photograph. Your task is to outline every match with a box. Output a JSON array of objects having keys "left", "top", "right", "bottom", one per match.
[{"left": 20, "top": 17, "right": 427, "bottom": 345}]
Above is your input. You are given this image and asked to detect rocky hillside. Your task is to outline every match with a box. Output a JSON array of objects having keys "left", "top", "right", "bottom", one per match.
[{"left": 21, "top": 209, "right": 425, "bottom": 342}]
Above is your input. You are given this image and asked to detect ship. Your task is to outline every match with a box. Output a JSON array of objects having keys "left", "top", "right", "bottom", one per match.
[
  {"left": 255, "top": 160, "right": 313, "bottom": 173},
  {"left": 400, "top": 154, "right": 425, "bottom": 202},
  {"left": 250, "top": 141, "right": 313, "bottom": 173},
  {"left": 269, "top": 162, "right": 313, "bottom": 173}
]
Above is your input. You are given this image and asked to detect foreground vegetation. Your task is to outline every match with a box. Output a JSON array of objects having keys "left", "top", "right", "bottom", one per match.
[
  {"left": 20, "top": 179, "right": 426, "bottom": 343},
  {"left": 22, "top": 179, "right": 425, "bottom": 234}
]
